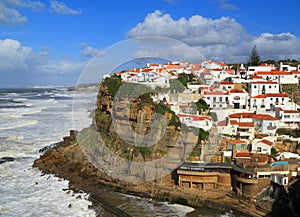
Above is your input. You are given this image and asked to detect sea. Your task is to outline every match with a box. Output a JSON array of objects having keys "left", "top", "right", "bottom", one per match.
[{"left": 0, "top": 86, "right": 231, "bottom": 217}]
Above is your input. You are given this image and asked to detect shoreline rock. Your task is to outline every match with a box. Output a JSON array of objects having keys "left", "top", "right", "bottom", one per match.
[{"left": 33, "top": 132, "right": 269, "bottom": 217}]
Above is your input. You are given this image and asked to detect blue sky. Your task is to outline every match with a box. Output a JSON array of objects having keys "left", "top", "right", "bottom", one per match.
[{"left": 1, "top": 0, "right": 300, "bottom": 86}]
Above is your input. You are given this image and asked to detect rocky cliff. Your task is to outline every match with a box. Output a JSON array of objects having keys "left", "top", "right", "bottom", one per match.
[{"left": 33, "top": 75, "right": 266, "bottom": 216}]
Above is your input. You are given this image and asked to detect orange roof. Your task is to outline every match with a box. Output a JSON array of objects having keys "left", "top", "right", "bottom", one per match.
[
  {"left": 259, "top": 63, "right": 273, "bottom": 67},
  {"left": 149, "top": 63, "right": 159, "bottom": 66},
  {"left": 251, "top": 81, "right": 278, "bottom": 84},
  {"left": 164, "top": 64, "right": 182, "bottom": 69},
  {"left": 253, "top": 114, "right": 279, "bottom": 121},
  {"left": 259, "top": 139, "right": 273, "bottom": 146},
  {"left": 217, "top": 120, "right": 227, "bottom": 126},
  {"left": 283, "top": 110, "right": 299, "bottom": 113},
  {"left": 204, "top": 90, "right": 229, "bottom": 95},
  {"left": 227, "top": 139, "right": 247, "bottom": 145},
  {"left": 236, "top": 152, "right": 251, "bottom": 158},
  {"left": 256, "top": 71, "right": 290, "bottom": 75},
  {"left": 229, "top": 113, "right": 254, "bottom": 119},
  {"left": 249, "top": 75, "right": 263, "bottom": 79},
  {"left": 178, "top": 113, "right": 212, "bottom": 121},
  {"left": 219, "top": 81, "right": 233, "bottom": 85},
  {"left": 229, "top": 120, "right": 254, "bottom": 127},
  {"left": 237, "top": 122, "right": 254, "bottom": 127},
  {"left": 229, "top": 88, "right": 244, "bottom": 93},
  {"left": 252, "top": 93, "right": 289, "bottom": 98},
  {"left": 141, "top": 68, "right": 153, "bottom": 72}
]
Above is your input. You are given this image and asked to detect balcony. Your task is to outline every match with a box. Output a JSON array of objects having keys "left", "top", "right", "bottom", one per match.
[{"left": 232, "top": 174, "right": 258, "bottom": 184}]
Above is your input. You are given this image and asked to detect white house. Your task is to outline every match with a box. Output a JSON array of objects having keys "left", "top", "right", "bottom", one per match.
[
  {"left": 250, "top": 93, "right": 290, "bottom": 110},
  {"left": 203, "top": 90, "right": 229, "bottom": 110},
  {"left": 247, "top": 63, "right": 275, "bottom": 75},
  {"left": 248, "top": 81, "right": 280, "bottom": 97},
  {"left": 252, "top": 114, "right": 280, "bottom": 135},
  {"left": 228, "top": 88, "right": 249, "bottom": 109},
  {"left": 218, "top": 81, "right": 234, "bottom": 91},
  {"left": 201, "top": 60, "right": 229, "bottom": 70},
  {"left": 177, "top": 113, "right": 212, "bottom": 131},
  {"left": 251, "top": 139, "right": 273, "bottom": 155},
  {"left": 275, "top": 107, "right": 300, "bottom": 128}
]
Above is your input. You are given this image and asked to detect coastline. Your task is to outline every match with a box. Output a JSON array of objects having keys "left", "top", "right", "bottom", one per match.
[{"left": 33, "top": 131, "right": 270, "bottom": 217}]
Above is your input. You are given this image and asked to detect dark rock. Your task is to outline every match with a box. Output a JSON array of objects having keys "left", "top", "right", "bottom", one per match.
[{"left": 0, "top": 157, "right": 15, "bottom": 164}]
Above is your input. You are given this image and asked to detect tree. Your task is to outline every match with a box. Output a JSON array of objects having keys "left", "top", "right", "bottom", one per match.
[{"left": 247, "top": 44, "right": 261, "bottom": 66}]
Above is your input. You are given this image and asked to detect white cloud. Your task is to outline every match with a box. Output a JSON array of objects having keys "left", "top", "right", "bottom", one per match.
[
  {"left": 0, "top": 0, "right": 44, "bottom": 25},
  {"left": 128, "top": 11, "right": 300, "bottom": 62},
  {"left": 216, "top": 0, "right": 237, "bottom": 10},
  {"left": 80, "top": 46, "right": 102, "bottom": 58},
  {"left": 50, "top": 1, "right": 81, "bottom": 15},
  {"left": 128, "top": 10, "right": 246, "bottom": 46},
  {"left": 3, "top": 0, "right": 44, "bottom": 11},
  {"left": 0, "top": 39, "right": 86, "bottom": 85},
  {"left": 0, "top": 3, "right": 27, "bottom": 25}
]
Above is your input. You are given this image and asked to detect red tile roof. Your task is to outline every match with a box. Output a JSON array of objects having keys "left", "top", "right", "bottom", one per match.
[
  {"left": 252, "top": 93, "right": 289, "bottom": 98},
  {"left": 217, "top": 120, "right": 227, "bottom": 126},
  {"left": 219, "top": 81, "right": 233, "bottom": 85},
  {"left": 236, "top": 152, "right": 251, "bottom": 158},
  {"left": 204, "top": 90, "right": 229, "bottom": 95},
  {"left": 251, "top": 81, "right": 278, "bottom": 84},
  {"left": 227, "top": 139, "right": 247, "bottom": 145},
  {"left": 237, "top": 122, "right": 254, "bottom": 127},
  {"left": 283, "top": 110, "right": 299, "bottom": 113},
  {"left": 253, "top": 114, "right": 279, "bottom": 121},
  {"left": 259, "top": 139, "right": 273, "bottom": 146},
  {"left": 229, "top": 88, "right": 244, "bottom": 93},
  {"left": 178, "top": 113, "right": 212, "bottom": 121},
  {"left": 229, "top": 113, "right": 254, "bottom": 119}
]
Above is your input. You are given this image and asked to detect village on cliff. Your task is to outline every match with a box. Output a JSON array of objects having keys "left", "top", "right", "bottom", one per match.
[{"left": 108, "top": 59, "right": 300, "bottom": 200}]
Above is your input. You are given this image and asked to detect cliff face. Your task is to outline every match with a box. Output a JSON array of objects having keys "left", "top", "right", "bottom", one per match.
[
  {"left": 33, "top": 76, "right": 267, "bottom": 217},
  {"left": 34, "top": 76, "right": 198, "bottom": 182}
]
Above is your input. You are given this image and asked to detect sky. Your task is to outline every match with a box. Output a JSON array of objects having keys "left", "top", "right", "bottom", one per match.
[{"left": 1, "top": 0, "right": 300, "bottom": 86}]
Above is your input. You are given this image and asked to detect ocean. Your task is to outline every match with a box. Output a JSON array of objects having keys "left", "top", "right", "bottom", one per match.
[{"left": 0, "top": 86, "right": 227, "bottom": 217}]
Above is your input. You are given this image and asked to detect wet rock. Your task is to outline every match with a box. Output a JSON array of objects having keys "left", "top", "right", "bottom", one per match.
[{"left": 0, "top": 157, "right": 15, "bottom": 164}]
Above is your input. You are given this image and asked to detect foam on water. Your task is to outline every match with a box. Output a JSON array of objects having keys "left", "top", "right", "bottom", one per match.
[{"left": 0, "top": 87, "right": 222, "bottom": 217}]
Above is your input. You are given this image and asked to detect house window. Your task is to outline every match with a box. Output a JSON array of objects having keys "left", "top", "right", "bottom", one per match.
[
  {"left": 220, "top": 104, "right": 222, "bottom": 107},
  {"left": 270, "top": 98, "right": 273, "bottom": 101},
  {"left": 219, "top": 97, "right": 222, "bottom": 101},
  {"left": 269, "top": 85, "right": 272, "bottom": 89},
  {"left": 207, "top": 97, "right": 210, "bottom": 100},
  {"left": 213, "top": 97, "right": 216, "bottom": 102},
  {"left": 254, "top": 85, "right": 257, "bottom": 89},
  {"left": 257, "top": 147, "right": 262, "bottom": 152}
]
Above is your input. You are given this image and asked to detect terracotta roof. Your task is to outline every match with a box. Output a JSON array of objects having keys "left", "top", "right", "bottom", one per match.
[
  {"left": 253, "top": 114, "right": 279, "bottom": 121},
  {"left": 229, "top": 120, "right": 254, "bottom": 127},
  {"left": 259, "top": 63, "right": 273, "bottom": 67},
  {"left": 249, "top": 75, "right": 263, "bottom": 79},
  {"left": 252, "top": 93, "right": 289, "bottom": 98},
  {"left": 256, "top": 71, "right": 290, "bottom": 75},
  {"left": 236, "top": 152, "right": 251, "bottom": 158},
  {"left": 227, "top": 140, "right": 247, "bottom": 145},
  {"left": 283, "top": 110, "right": 299, "bottom": 113},
  {"left": 178, "top": 113, "right": 212, "bottom": 121},
  {"left": 259, "top": 139, "right": 273, "bottom": 146},
  {"left": 251, "top": 81, "right": 278, "bottom": 84},
  {"left": 229, "top": 113, "right": 254, "bottom": 119},
  {"left": 229, "top": 88, "right": 244, "bottom": 93},
  {"left": 204, "top": 90, "right": 229, "bottom": 95},
  {"left": 164, "top": 64, "right": 182, "bottom": 69},
  {"left": 237, "top": 122, "right": 254, "bottom": 127},
  {"left": 219, "top": 81, "right": 233, "bottom": 85},
  {"left": 217, "top": 120, "right": 227, "bottom": 126}
]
